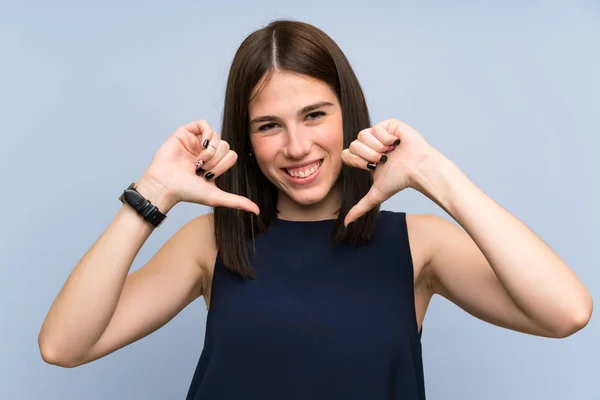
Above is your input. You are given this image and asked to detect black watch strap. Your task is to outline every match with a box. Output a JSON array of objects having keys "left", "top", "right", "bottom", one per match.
[{"left": 118, "top": 182, "right": 167, "bottom": 227}]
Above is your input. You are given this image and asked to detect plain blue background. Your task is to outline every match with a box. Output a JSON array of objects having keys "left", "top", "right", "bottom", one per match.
[{"left": 1, "top": 1, "right": 598, "bottom": 399}]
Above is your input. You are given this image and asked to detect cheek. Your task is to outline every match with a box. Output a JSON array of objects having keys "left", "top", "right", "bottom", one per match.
[
  {"left": 315, "top": 120, "right": 344, "bottom": 151},
  {"left": 328, "top": 118, "right": 344, "bottom": 151},
  {"left": 326, "top": 128, "right": 344, "bottom": 153},
  {"left": 251, "top": 136, "right": 271, "bottom": 159},
  {"left": 252, "top": 139, "right": 280, "bottom": 173}
]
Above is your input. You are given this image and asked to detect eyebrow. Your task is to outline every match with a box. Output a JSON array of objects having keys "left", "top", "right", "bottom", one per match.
[{"left": 249, "top": 101, "right": 334, "bottom": 124}]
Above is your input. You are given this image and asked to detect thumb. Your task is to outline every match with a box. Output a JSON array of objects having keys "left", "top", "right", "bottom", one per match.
[
  {"left": 344, "top": 188, "right": 382, "bottom": 227},
  {"left": 213, "top": 188, "right": 260, "bottom": 215}
]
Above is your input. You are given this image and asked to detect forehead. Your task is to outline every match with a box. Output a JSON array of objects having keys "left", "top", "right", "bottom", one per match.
[{"left": 249, "top": 71, "right": 338, "bottom": 116}]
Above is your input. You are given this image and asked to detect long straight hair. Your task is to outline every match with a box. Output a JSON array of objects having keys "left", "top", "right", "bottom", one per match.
[{"left": 214, "top": 20, "right": 380, "bottom": 279}]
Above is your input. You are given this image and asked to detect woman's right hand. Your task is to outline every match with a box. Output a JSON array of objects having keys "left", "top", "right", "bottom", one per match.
[{"left": 138, "top": 120, "right": 259, "bottom": 215}]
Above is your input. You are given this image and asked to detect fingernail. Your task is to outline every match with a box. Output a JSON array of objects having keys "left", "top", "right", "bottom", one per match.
[
  {"left": 204, "top": 171, "right": 215, "bottom": 180},
  {"left": 195, "top": 160, "right": 203, "bottom": 167},
  {"left": 366, "top": 162, "right": 377, "bottom": 171},
  {"left": 393, "top": 139, "right": 401, "bottom": 146},
  {"left": 379, "top": 155, "right": 388, "bottom": 163},
  {"left": 195, "top": 167, "right": 205, "bottom": 175},
  {"left": 203, "top": 139, "right": 209, "bottom": 148}
]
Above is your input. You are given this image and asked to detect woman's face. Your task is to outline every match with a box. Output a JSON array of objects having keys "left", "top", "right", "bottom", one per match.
[{"left": 249, "top": 70, "right": 344, "bottom": 206}]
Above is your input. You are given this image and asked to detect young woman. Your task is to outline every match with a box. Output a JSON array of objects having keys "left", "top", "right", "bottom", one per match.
[{"left": 38, "top": 20, "right": 592, "bottom": 399}]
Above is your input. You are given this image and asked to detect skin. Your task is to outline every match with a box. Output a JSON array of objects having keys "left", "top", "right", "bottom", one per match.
[
  {"left": 39, "top": 69, "right": 592, "bottom": 369},
  {"left": 248, "top": 70, "right": 345, "bottom": 221}
]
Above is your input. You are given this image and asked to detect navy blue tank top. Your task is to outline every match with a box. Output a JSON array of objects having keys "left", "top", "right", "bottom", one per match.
[{"left": 186, "top": 210, "right": 425, "bottom": 399}]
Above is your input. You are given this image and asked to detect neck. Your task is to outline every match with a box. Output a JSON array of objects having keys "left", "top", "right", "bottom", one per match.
[{"left": 276, "top": 182, "right": 342, "bottom": 221}]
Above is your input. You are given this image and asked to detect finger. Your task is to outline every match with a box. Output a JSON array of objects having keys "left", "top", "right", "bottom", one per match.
[
  {"left": 341, "top": 149, "right": 378, "bottom": 172},
  {"left": 197, "top": 139, "right": 229, "bottom": 173},
  {"left": 377, "top": 118, "right": 418, "bottom": 140},
  {"left": 209, "top": 187, "right": 260, "bottom": 215},
  {"left": 349, "top": 140, "right": 387, "bottom": 164},
  {"left": 200, "top": 149, "right": 238, "bottom": 181},
  {"left": 195, "top": 131, "right": 221, "bottom": 165},
  {"left": 357, "top": 128, "right": 388, "bottom": 153},
  {"left": 344, "top": 188, "right": 384, "bottom": 227},
  {"left": 183, "top": 119, "right": 215, "bottom": 147},
  {"left": 177, "top": 120, "right": 216, "bottom": 167},
  {"left": 372, "top": 124, "right": 401, "bottom": 147}
]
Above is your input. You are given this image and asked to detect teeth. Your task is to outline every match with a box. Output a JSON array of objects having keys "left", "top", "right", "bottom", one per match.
[{"left": 286, "top": 161, "right": 321, "bottom": 178}]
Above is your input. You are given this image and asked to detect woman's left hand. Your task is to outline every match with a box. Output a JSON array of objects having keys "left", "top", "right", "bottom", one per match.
[{"left": 341, "top": 118, "right": 439, "bottom": 226}]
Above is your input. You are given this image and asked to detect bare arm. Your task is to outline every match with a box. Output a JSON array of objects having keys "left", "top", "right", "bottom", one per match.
[
  {"left": 339, "top": 117, "right": 591, "bottom": 337},
  {"left": 38, "top": 177, "right": 214, "bottom": 367},
  {"left": 415, "top": 155, "right": 592, "bottom": 338},
  {"left": 39, "top": 118, "right": 256, "bottom": 367}
]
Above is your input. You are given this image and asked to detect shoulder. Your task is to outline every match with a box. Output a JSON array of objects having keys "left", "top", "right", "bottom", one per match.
[
  {"left": 386, "top": 212, "right": 444, "bottom": 286},
  {"left": 405, "top": 213, "right": 466, "bottom": 285},
  {"left": 378, "top": 209, "right": 443, "bottom": 252},
  {"left": 186, "top": 211, "right": 217, "bottom": 262},
  {"left": 405, "top": 212, "right": 460, "bottom": 260},
  {"left": 173, "top": 212, "right": 218, "bottom": 294},
  {"left": 185, "top": 211, "right": 215, "bottom": 237},
  {"left": 404, "top": 212, "right": 449, "bottom": 255}
]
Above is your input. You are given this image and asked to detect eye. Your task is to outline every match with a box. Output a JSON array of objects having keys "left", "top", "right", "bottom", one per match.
[
  {"left": 258, "top": 122, "right": 278, "bottom": 132},
  {"left": 306, "top": 111, "right": 326, "bottom": 120}
]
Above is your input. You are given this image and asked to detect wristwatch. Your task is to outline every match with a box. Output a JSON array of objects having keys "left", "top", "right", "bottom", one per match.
[{"left": 118, "top": 182, "right": 167, "bottom": 227}]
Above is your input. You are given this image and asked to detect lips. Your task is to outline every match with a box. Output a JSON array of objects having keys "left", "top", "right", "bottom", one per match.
[{"left": 283, "top": 160, "right": 323, "bottom": 179}]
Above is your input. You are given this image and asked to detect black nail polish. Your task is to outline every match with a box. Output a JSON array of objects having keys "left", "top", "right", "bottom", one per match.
[
  {"left": 366, "top": 162, "right": 377, "bottom": 171},
  {"left": 204, "top": 171, "right": 215, "bottom": 180},
  {"left": 203, "top": 139, "right": 209, "bottom": 148},
  {"left": 393, "top": 139, "right": 401, "bottom": 146},
  {"left": 195, "top": 167, "right": 205, "bottom": 175},
  {"left": 379, "top": 154, "right": 388, "bottom": 163}
]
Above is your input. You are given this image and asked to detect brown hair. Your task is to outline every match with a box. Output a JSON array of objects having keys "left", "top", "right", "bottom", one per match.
[{"left": 214, "top": 20, "right": 380, "bottom": 279}]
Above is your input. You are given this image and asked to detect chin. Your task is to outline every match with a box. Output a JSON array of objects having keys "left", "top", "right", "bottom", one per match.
[
  {"left": 288, "top": 189, "right": 329, "bottom": 205},
  {"left": 283, "top": 176, "right": 340, "bottom": 206}
]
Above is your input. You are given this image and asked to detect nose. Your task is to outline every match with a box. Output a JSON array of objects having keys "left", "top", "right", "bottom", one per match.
[{"left": 283, "top": 125, "right": 311, "bottom": 160}]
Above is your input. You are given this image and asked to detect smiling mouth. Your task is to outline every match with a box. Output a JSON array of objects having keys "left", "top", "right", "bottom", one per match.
[{"left": 283, "top": 160, "right": 323, "bottom": 179}]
